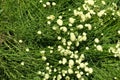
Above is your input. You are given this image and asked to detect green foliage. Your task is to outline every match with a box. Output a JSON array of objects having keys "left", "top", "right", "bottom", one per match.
[{"left": 0, "top": 0, "right": 120, "bottom": 80}]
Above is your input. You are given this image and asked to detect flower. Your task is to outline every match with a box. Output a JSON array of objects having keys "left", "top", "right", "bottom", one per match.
[
  {"left": 50, "top": 50, "right": 53, "bottom": 53},
  {"left": 52, "top": 2, "right": 56, "bottom": 6},
  {"left": 21, "top": 62, "right": 24, "bottom": 65},
  {"left": 76, "top": 24, "right": 84, "bottom": 29},
  {"left": 78, "top": 35, "right": 82, "bottom": 41},
  {"left": 59, "top": 16, "right": 62, "bottom": 19},
  {"left": 46, "top": 63, "right": 49, "bottom": 66},
  {"left": 84, "top": 67, "right": 89, "bottom": 72},
  {"left": 26, "top": 48, "right": 29, "bottom": 52},
  {"left": 62, "top": 38, "right": 66, "bottom": 43},
  {"left": 69, "top": 59, "right": 74, "bottom": 67},
  {"left": 85, "top": 24, "right": 92, "bottom": 30},
  {"left": 60, "top": 26, "right": 67, "bottom": 32},
  {"left": 68, "top": 8, "right": 71, "bottom": 11},
  {"left": 44, "top": 73, "right": 49, "bottom": 79},
  {"left": 68, "top": 23, "right": 72, "bottom": 26},
  {"left": 37, "top": 30, "right": 42, "bottom": 34},
  {"left": 47, "top": 15, "right": 55, "bottom": 20},
  {"left": 39, "top": 0, "right": 42, "bottom": 3},
  {"left": 80, "top": 71, "right": 84, "bottom": 75},
  {"left": 117, "top": 11, "right": 120, "bottom": 16},
  {"left": 57, "top": 19, "right": 63, "bottom": 26},
  {"left": 57, "top": 74, "right": 62, "bottom": 80},
  {"left": 46, "top": 2, "right": 50, "bottom": 6},
  {"left": 82, "top": 35, "right": 87, "bottom": 41},
  {"left": 78, "top": 7, "right": 81, "bottom": 10},
  {"left": 94, "top": 38, "right": 99, "bottom": 43},
  {"left": 82, "top": 32, "right": 87, "bottom": 36},
  {"left": 85, "top": 12, "right": 91, "bottom": 19},
  {"left": 40, "top": 50, "right": 45, "bottom": 54},
  {"left": 52, "top": 26, "right": 57, "bottom": 30},
  {"left": 76, "top": 73, "right": 81, "bottom": 79},
  {"left": 19, "top": 40, "right": 23, "bottom": 43},
  {"left": 101, "top": 1, "right": 106, "bottom": 5},
  {"left": 101, "top": 33, "right": 104, "bottom": 35},
  {"left": 67, "top": 41, "right": 72, "bottom": 46},
  {"left": 80, "top": 13, "right": 86, "bottom": 22},
  {"left": 86, "top": 47, "right": 89, "bottom": 50},
  {"left": 47, "top": 21, "right": 51, "bottom": 25},
  {"left": 118, "top": 30, "right": 120, "bottom": 34},
  {"left": 83, "top": 4, "right": 89, "bottom": 10},
  {"left": 76, "top": 41, "right": 79, "bottom": 47},
  {"left": 37, "top": 71, "right": 42, "bottom": 74},
  {"left": 59, "top": 60, "right": 62, "bottom": 64},
  {"left": 70, "top": 32, "right": 76, "bottom": 41},
  {"left": 89, "top": 10, "right": 96, "bottom": 14},
  {"left": 57, "top": 36, "right": 61, "bottom": 40},
  {"left": 112, "top": 3, "right": 117, "bottom": 7},
  {"left": 74, "top": 10, "right": 79, "bottom": 16},
  {"left": 62, "top": 58, "right": 67, "bottom": 65},
  {"left": 46, "top": 66, "right": 50, "bottom": 70},
  {"left": 114, "top": 77, "right": 117, "bottom": 80},
  {"left": 68, "top": 68, "right": 73, "bottom": 74},
  {"left": 96, "top": 45, "right": 103, "bottom": 51},
  {"left": 69, "top": 17, "right": 75, "bottom": 24},
  {"left": 43, "top": 4, "right": 46, "bottom": 7},
  {"left": 97, "top": 10, "right": 106, "bottom": 17},
  {"left": 42, "top": 56, "right": 47, "bottom": 61},
  {"left": 80, "top": 54, "right": 85, "bottom": 59},
  {"left": 85, "top": 0, "right": 94, "bottom": 5},
  {"left": 80, "top": 63, "right": 85, "bottom": 68},
  {"left": 88, "top": 68, "right": 93, "bottom": 74},
  {"left": 54, "top": 68, "right": 57, "bottom": 72},
  {"left": 74, "top": 54, "right": 79, "bottom": 59},
  {"left": 65, "top": 76, "right": 70, "bottom": 80}
]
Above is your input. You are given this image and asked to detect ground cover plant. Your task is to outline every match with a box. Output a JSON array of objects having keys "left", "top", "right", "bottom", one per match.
[{"left": 0, "top": 0, "right": 120, "bottom": 80}]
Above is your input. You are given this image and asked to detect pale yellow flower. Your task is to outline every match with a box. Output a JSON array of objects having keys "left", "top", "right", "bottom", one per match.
[
  {"left": 70, "top": 32, "right": 76, "bottom": 41},
  {"left": 57, "top": 19, "right": 63, "bottom": 26}
]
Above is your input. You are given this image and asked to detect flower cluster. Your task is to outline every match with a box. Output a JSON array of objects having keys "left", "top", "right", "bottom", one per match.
[
  {"left": 109, "top": 41, "right": 120, "bottom": 58},
  {"left": 35, "top": 0, "right": 120, "bottom": 79},
  {"left": 40, "top": 0, "right": 56, "bottom": 8},
  {"left": 39, "top": 50, "right": 93, "bottom": 80}
]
